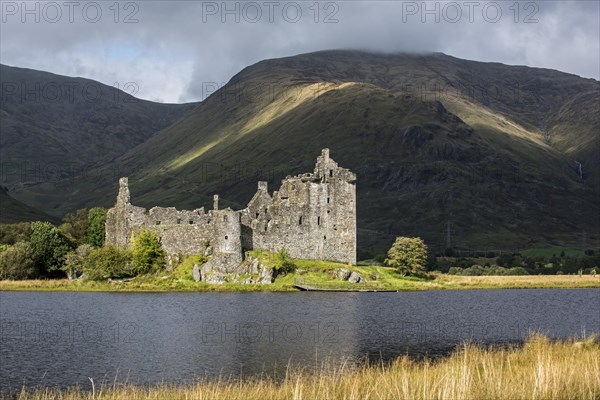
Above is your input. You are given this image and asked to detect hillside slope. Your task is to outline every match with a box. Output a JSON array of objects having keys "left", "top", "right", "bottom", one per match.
[
  {"left": 0, "top": 64, "right": 198, "bottom": 220},
  {"left": 8, "top": 52, "right": 600, "bottom": 255},
  {"left": 0, "top": 187, "right": 58, "bottom": 224},
  {"left": 0, "top": 64, "right": 197, "bottom": 185}
]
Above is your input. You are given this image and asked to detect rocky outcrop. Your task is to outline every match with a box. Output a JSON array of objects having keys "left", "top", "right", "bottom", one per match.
[
  {"left": 200, "top": 266, "right": 227, "bottom": 284},
  {"left": 192, "top": 264, "right": 201, "bottom": 282},
  {"left": 348, "top": 271, "right": 364, "bottom": 283},
  {"left": 198, "top": 254, "right": 273, "bottom": 284},
  {"left": 333, "top": 268, "right": 364, "bottom": 283},
  {"left": 334, "top": 268, "right": 351, "bottom": 280},
  {"left": 244, "top": 256, "right": 274, "bottom": 284}
]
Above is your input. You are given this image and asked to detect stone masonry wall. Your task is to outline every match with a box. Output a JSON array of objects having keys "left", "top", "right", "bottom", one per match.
[
  {"left": 105, "top": 149, "right": 356, "bottom": 264},
  {"left": 240, "top": 149, "right": 356, "bottom": 264}
]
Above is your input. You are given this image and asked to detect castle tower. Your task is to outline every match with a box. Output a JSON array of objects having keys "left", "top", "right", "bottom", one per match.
[
  {"left": 240, "top": 149, "right": 356, "bottom": 264},
  {"left": 118, "top": 177, "right": 130, "bottom": 204},
  {"left": 105, "top": 177, "right": 135, "bottom": 247},
  {"left": 313, "top": 149, "right": 356, "bottom": 264},
  {"left": 211, "top": 208, "right": 243, "bottom": 271}
]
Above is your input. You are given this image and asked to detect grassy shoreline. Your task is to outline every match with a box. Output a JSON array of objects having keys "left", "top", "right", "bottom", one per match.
[
  {"left": 1, "top": 250, "right": 598, "bottom": 292},
  {"left": 11, "top": 335, "right": 600, "bottom": 400},
  {"left": 1, "top": 273, "right": 598, "bottom": 292}
]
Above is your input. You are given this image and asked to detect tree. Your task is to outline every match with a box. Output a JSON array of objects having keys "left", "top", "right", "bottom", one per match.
[
  {"left": 131, "top": 228, "right": 165, "bottom": 275},
  {"left": 0, "top": 244, "right": 10, "bottom": 255},
  {"left": 462, "top": 264, "right": 485, "bottom": 276},
  {"left": 0, "top": 242, "right": 37, "bottom": 280},
  {"left": 29, "top": 221, "right": 76, "bottom": 277},
  {"left": 496, "top": 254, "right": 514, "bottom": 267},
  {"left": 443, "top": 247, "right": 455, "bottom": 257},
  {"left": 86, "top": 207, "right": 107, "bottom": 247},
  {"left": 81, "top": 245, "right": 133, "bottom": 281},
  {"left": 385, "top": 236, "right": 428, "bottom": 276},
  {"left": 62, "top": 244, "right": 93, "bottom": 280},
  {"left": 561, "top": 257, "right": 579, "bottom": 274},
  {"left": 60, "top": 208, "right": 89, "bottom": 244},
  {"left": 0, "top": 222, "right": 32, "bottom": 245},
  {"left": 426, "top": 251, "right": 438, "bottom": 271},
  {"left": 448, "top": 266, "right": 463, "bottom": 275}
]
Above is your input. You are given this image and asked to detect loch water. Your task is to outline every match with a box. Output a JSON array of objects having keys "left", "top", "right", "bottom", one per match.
[{"left": 1, "top": 289, "right": 598, "bottom": 392}]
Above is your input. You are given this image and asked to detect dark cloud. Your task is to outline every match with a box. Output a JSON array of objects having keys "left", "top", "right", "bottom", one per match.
[{"left": 1, "top": 1, "right": 598, "bottom": 103}]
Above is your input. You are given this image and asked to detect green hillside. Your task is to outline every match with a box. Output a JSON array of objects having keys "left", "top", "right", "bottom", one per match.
[
  {"left": 0, "top": 64, "right": 197, "bottom": 186},
  {"left": 5, "top": 51, "right": 599, "bottom": 256},
  {"left": 0, "top": 187, "right": 58, "bottom": 224}
]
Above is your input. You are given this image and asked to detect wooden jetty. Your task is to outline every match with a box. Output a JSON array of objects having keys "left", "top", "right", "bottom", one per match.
[{"left": 293, "top": 284, "right": 400, "bottom": 292}]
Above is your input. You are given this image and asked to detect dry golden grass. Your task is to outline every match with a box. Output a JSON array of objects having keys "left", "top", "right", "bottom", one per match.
[
  {"left": 437, "top": 274, "right": 600, "bottom": 289},
  {"left": 11, "top": 335, "right": 600, "bottom": 400}
]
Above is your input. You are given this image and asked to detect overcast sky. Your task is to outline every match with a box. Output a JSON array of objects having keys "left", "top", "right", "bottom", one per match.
[{"left": 1, "top": 0, "right": 598, "bottom": 103}]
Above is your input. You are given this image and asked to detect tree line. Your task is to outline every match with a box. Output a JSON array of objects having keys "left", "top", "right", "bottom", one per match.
[
  {"left": 381, "top": 237, "right": 598, "bottom": 276},
  {"left": 0, "top": 208, "right": 165, "bottom": 281},
  {"left": 433, "top": 251, "right": 599, "bottom": 275}
]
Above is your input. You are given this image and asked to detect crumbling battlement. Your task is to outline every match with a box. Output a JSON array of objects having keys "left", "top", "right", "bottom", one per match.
[{"left": 105, "top": 149, "right": 356, "bottom": 264}]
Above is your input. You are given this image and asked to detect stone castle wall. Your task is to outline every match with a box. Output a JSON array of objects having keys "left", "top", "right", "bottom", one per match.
[
  {"left": 240, "top": 149, "right": 356, "bottom": 264},
  {"left": 105, "top": 149, "right": 356, "bottom": 264}
]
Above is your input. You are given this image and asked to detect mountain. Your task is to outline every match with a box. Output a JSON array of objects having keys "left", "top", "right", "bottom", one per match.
[
  {"left": 0, "top": 187, "right": 58, "bottom": 224},
  {"left": 0, "top": 64, "right": 197, "bottom": 187},
  {"left": 4, "top": 51, "right": 599, "bottom": 256}
]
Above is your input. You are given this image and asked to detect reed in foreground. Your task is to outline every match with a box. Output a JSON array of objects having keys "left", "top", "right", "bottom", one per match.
[{"left": 12, "top": 335, "right": 600, "bottom": 400}]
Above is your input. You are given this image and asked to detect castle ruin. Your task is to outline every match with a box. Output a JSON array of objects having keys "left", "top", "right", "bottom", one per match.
[{"left": 105, "top": 149, "right": 357, "bottom": 272}]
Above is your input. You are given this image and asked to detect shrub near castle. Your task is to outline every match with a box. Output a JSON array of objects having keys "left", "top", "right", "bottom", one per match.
[
  {"left": 79, "top": 245, "right": 133, "bottom": 281},
  {"left": 131, "top": 228, "right": 166, "bottom": 275}
]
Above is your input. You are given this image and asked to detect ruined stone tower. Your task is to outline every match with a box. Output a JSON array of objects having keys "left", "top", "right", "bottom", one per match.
[
  {"left": 240, "top": 149, "right": 356, "bottom": 264},
  {"left": 105, "top": 149, "right": 356, "bottom": 264}
]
